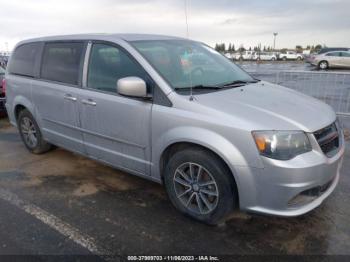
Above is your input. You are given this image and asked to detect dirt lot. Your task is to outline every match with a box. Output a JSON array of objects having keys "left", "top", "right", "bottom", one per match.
[{"left": 0, "top": 117, "right": 350, "bottom": 259}]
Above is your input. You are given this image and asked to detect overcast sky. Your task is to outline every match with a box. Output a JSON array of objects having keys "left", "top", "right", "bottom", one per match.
[{"left": 1, "top": 0, "right": 349, "bottom": 51}]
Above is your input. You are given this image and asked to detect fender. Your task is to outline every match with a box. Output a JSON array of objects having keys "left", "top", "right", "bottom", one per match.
[
  {"left": 151, "top": 126, "right": 249, "bottom": 182},
  {"left": 11, "top": 95, "right": 35, "bottom": 126}
]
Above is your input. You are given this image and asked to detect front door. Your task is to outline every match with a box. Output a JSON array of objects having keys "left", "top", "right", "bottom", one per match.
[{"left": 78, "top": 43, "right": 153, "bottom": 175}]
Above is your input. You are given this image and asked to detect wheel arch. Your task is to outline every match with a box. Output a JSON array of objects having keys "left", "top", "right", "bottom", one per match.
[
  {"left": 159, "top": 141, "right": 240, "bottom": 207},
  {"left": 12, "top": 96, "right": 35, "bottom": 124}
]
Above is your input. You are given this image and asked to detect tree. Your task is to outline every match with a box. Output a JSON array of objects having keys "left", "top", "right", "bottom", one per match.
[
  {"left": 231, "top": 43, "right": 235, "bottom": 52},
  {"left": 295, "top": 45, "right": 303, "bottom": 53},
  {"left": 238, "top": 45, "right": 246, "bottom": 53},
  {"left": 315, "top": 44, "right": 322, "bottom": 52}
]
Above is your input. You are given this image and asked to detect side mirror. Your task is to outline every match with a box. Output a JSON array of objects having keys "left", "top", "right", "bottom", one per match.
[{"left": 117, "top": 77, "right": 147, "bottom": 98}]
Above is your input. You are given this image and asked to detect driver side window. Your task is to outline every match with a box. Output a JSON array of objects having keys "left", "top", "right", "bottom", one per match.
[{"left": 87, "top": 43, "right": 147, "bottom": 94}]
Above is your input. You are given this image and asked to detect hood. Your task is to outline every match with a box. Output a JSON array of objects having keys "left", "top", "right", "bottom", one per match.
[{"left": 194, "top": 81, "right": 336, "bottom": 132}]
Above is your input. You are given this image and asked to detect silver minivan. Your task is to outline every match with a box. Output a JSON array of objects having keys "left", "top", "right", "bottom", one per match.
[{"left": 5, "top": 34, "right": 344, "bottom": 224}]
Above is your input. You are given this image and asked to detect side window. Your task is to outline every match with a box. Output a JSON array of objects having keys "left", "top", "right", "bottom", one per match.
[
  {"left": 341, "top": 52, "right": 350, "bottom": 57},
  {"left": 326, "top": 52, "right": 340, "bottom": 57},
  {"left": 8, "top": 43, "right": 40, "bottom": 77},
  {"left": 87, "top": 43, "right": 147, "bottom": 93},
  {"left": 41, "top": 42, "right": 84, "bottom": 85}
]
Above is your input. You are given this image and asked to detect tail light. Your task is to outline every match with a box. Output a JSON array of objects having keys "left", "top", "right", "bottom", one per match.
[{"left": 1, "top": 79, "right": 5, "bottom": 96}]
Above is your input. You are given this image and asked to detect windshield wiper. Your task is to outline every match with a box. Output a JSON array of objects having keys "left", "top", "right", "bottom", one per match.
[
  {"left": 174, "top": 79, "right": 261, "bottom": 91},
  {"left": 174, "top": 85, "right": 222, "bottom": 90},
  {"left": 221, "top": 79, "right": 260, "bottom": 87}
]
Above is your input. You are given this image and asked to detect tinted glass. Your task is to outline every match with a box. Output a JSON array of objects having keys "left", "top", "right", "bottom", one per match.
[
  {"left": 341, "top": 52, "right": 350, "bottom": 57},
  {"left": 87, "top": 43, "right": 146, "bottom": 93},
  {"left": 8, "top": 43, "right": 40, "bottom": 77},
  {"left": 132, "top": 40, "right": 254, "bottom": 90},
  {"left": 41, "top": 42, "right": 84, "bottom": 85},
  {"left": 326, "top": 52, "right": 341, "bottom": 57}
]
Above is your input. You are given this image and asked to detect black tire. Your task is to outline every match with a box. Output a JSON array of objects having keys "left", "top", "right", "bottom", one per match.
[
  {"left": 17, "top": 109, "right": 52, "bottom": 154},
  {"left": 297, "top": 56, "right": 302, "bottom": 61},
  {"left": 282, "top": 56, "right": 287, "bottom": 61},
  {"left": 163, "top": 147, "right": 236, "bottom": 225},
  {"left": 318, "top": 60, "right": 329, "bottom": 70}
]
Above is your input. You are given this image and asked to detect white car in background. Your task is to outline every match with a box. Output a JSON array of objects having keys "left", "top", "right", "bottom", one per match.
[
  {"left": 224, "top": 52, "right": 233, "bottom": 59},
  {"left": 254, "top": 52, "right": 277, "bottom": 61},
  {"left": 279, "top": 51, "right": 303, "bottom": 61},
  {"left": 235, "top": 51, "right": 256, "bottom": 60}
]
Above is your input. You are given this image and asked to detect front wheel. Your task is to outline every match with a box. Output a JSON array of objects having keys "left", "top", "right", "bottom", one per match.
[
  {"left": 164, "top": 148, "right": 236, "bottom": 225},
  {"left": 318, "top": 60, "right": 329, "bottom": 70},
  {"left": 18, "top": 109, "right": 52, "bottom": 154}
]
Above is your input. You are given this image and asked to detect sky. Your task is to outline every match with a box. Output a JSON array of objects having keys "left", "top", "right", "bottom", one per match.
[{"left": 0, "top": 0, "right": 349, "bottom": 51}]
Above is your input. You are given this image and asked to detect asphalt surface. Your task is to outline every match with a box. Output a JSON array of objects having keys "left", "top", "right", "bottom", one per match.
[{"left": 0, "top": 115, "right": 350, "bottom": 260}]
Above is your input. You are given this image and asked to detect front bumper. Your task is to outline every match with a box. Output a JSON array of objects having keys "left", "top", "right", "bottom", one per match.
[{"left": 236, "top": 128, "right": 345, "bottom": 217}]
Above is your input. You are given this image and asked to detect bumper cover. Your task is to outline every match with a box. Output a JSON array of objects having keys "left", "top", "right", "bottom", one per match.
[{"left": 236, "top": 131, "right": 345, "bottom": 217}]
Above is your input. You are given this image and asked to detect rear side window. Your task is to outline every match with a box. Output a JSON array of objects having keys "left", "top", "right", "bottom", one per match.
[
  {"left": 341, "top": 52, "right": 350, "bottom": 57},
  {"left": 41, "top": 42, "right": 84, "bottom": 85},
  {"left": 8, "top": 43, "right": 40, "bottom": 77}
]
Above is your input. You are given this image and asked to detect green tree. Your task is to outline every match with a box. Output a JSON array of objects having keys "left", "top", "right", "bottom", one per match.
[{"left": 315, "top": 44, "right": 322, "bottom": 52}]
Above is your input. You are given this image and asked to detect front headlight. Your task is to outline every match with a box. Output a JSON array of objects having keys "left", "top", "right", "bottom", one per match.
[{"left": 252, "top": 131, "right": 312, "bottom": 160}]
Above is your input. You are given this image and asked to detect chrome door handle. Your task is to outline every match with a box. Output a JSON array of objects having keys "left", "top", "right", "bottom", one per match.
[
  {"left": 64, "top": 94, "right": 77, "bottom": 102},
  {"left": 82, "top": 99, "right": 97, "bottom": 106}
]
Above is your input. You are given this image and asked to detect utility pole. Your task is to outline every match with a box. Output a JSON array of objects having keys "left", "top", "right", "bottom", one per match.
[{"left": 273, "top": 32, "right": 278, "bottom": 51}]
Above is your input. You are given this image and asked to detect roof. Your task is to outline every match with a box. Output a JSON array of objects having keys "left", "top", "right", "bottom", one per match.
[{"left": 16, "top": 33, "right": 188, "bottom": 46}]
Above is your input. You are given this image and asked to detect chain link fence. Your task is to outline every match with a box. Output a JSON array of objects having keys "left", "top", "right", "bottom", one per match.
[{"left": 249, "top": 70, "right": 350, "bottom": 129}]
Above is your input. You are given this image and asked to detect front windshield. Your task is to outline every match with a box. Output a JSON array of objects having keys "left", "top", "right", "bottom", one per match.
[{"left": 131, "top": 40, "right": 254, "bottom": 90}]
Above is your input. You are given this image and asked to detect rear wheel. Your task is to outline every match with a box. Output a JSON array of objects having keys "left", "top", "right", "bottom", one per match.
[
  {"left": 318, "top": 60, "right": 329, "bottom": 70},
  {"left": 163, "top": 148, "right": 236, "bottom": 225},
  {"left": 18, "top": 109, "right": 52, "bottom": 154}
]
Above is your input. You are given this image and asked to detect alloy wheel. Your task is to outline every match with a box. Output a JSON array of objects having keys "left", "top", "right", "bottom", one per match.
[
  {"left": 320, "top": 62, "right": 328, "bottom": 70},
  {"left": 20, "top": 117, "right": 38, "bottom": 148},
  {"left": 173, "top": 162, "right": 219, "bottom": 215}
]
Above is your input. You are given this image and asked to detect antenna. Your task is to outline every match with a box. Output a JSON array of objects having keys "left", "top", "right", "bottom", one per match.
[
  {"left": 184, "top": 0, "right": 189, "bottom": 38},
  {"left": 184, "top": 0, "right": 194, "bottom": 101}
]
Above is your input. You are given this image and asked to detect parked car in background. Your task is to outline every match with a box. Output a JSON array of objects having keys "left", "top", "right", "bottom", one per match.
[
  {"left": 312, "top": 51, "right": 350, "bottom": 70},
  {"left": 279, "top": 51, "right": 303, "bottom": 61},
  {"left": 305, "top": 47, "right": 350, "bottom": 64},
  {"left": 254, "top": 52, "right": 277, "bottom": 61},
  {"left": 318, "top": 47, "right": 350, "bottom": 55},
  {"left": 235, "top": 51, "right": 256, "bottom": 60},
  {"left": 0, "top": 67, "right": 6, "bottom": 115},
  {"left": 0, "top": 56, "right": 9, "bottom": 68},
  {"left": 224, "top": 52, "right": 233, "bottom": 60},
  {"left": 5, "top": 34, "right": 344, "bottom": 224}
]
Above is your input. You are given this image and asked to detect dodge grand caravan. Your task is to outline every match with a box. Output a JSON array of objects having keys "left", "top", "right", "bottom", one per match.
[{"left": 5, "top": 34, "right": 344, "bottom": 224}]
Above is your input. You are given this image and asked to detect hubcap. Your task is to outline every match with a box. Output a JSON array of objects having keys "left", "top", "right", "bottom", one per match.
[
  {"left": 320, "top": 62, "right": 327, "bottom": 69},
  {"left": 173, "top": 162, "right": 219, "bottom": 215},
  {"left": 20, "top": 117, "right": 38, "bottom": 148}
]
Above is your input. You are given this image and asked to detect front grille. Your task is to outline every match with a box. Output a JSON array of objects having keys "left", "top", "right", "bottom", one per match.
[{"left": 314, "top": 123, "right": 340, "bottom": 157}]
